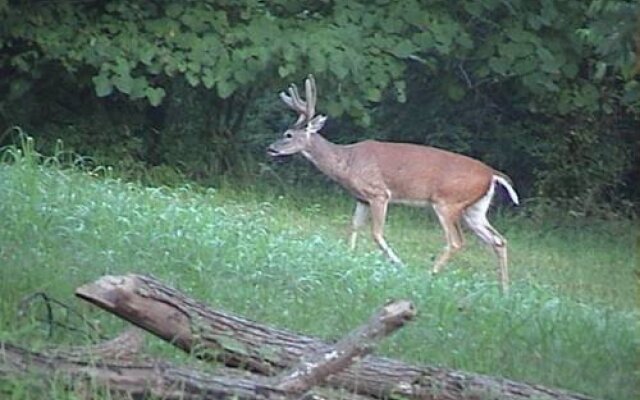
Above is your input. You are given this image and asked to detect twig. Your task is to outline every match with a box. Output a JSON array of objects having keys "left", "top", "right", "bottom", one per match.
[
  {"left": 18, "top": 292, "right": 105, "bottom": 340},
  {"left": 275, "top": 300, "right": 416, "bottom": 394}
]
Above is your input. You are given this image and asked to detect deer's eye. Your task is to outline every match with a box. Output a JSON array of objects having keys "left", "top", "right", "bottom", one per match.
[{"left": 284, "top": 132, "right": 293, "bottom": 139}]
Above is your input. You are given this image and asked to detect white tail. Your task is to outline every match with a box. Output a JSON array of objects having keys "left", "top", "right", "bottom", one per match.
[
  {"left": 493, "top": 174, "right": 520, "bottom": 205},
  {"left": 267, "top": 75, "right": 519, "bottom": 292}
]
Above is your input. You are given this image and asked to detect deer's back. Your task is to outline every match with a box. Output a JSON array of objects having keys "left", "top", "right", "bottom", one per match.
[{"left": 350, "top": 140, "right": 494, "bottom": 206}]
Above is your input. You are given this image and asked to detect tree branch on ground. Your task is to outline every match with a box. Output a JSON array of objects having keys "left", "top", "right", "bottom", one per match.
[{"left": 74, "top": 274, "right": 594, "bottom": 400}]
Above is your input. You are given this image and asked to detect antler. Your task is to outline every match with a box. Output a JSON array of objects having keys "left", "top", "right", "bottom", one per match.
[
  {"left": 279, "top": 74, "right": 317, "bottom": 127},
  {"left": 304, "top": 74, "right": 316, "bottom": 120}
]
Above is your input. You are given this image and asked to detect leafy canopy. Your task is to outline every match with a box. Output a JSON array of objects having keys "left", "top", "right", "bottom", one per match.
[{"left": 1, "top": 0, "right": 637, "bottom": 119}]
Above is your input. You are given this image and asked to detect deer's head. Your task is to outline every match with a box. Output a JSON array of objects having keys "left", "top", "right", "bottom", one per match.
[{"left": 267, "top": 75, "right": 327, "bottom": 157}]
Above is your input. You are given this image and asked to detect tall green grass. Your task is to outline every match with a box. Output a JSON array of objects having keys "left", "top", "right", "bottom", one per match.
[{"left": 0, "top": 140, "right": 638, "bottom": 399}]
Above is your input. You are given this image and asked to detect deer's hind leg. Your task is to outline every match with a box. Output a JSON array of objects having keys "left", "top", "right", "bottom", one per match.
[
  {"left": 432, "top": 203, "right": 465, "bottom": 273},
  {"left": 462, "top": 186, "right": 509, "bottom": 292}
]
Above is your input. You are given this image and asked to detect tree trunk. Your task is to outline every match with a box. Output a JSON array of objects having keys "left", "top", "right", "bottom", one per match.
[{"left": 75, "top": 274, "right": 594, "bottom": 400}]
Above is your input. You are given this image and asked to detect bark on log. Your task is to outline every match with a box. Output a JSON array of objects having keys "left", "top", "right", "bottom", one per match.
[
  {"left": 46, "top": 327, "right": 145, "bottom": 361},
  {"left": 0, "top": 342, "right": 291, "bottom": 399},
  {"left": 1, "top": 298, "right": 410, "bottom": 399},
  {"left": 0, "top": 329, "right": 374, "bottom": 400},
  {"left": 276, "top": 300, "right": 416, "bottom": 393},
  {"left": 76, "top": 274, "right": 594, "bottom": 400}
]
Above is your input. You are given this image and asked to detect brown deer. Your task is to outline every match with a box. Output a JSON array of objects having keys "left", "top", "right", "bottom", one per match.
[{"left": 267, "top": 75, "right": 519, "bottom": 292}]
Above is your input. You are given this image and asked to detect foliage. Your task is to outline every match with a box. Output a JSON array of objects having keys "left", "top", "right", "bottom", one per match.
[
  {"left": 371, "top": 0, "right": 639, "bottom": 213},
  {"left": 0, "top": 0, "right": 638, "bottom": 211},
  {"left": 0, "top": 1, "right": 411, "bottom": 116}
]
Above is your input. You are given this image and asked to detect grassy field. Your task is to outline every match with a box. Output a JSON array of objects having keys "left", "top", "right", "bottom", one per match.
[{"left": 0, "top": 146, "right": 638, "bottom": 399}]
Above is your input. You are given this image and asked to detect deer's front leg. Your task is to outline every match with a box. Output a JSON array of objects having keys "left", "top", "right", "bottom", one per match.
[
  {"left": 369, "top": 198, "right": 403, "bottom": 265},
  {"left": 349, "top": 201, "right": 369, "bottom": 250}
]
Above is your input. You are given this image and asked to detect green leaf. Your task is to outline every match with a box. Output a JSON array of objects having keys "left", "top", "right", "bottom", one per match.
[
  {"left": 329, "top": 62, "right": 348, "bottom": 80},
  {"left": 413, "top": 31, "right": 435, "bottom": 50},
  {"left": 488, "top": 57, "right": 509, "bottom": 75},
  {"left": 129, "top": 77, "right": 149, "bottom": 99},
  {"left": 139, "top": 46, "right": 156, "bottom": 66},
  {"left": 113, "top": 57, "right": 131, "bottom": 77},
  {"left": 463, "top": 1, "right": 483, "bottom": 17},
  {"left": 278, "top": 65, "right": 293, "bottom": 78},
  {"left": 359, "top": 112, "right": 371, "bottom": 126},
  {"left": 476, "top": 65, "right": 490, "bottom": 78},
  {"left": 202, "top": 68, "right": 216, "bottom": 89},
  {"left": 456, "top": 33, "right": 473, "bottom": 50},
  {"left": 233, "top": 68, "right": 251, "bottom": 85},
  {"left": 146, "top": 86, "right": 165, "bottom": 106},
  {"left": 508, "top": 28, "right": 538, "bottom": 44},
  {"left": 540, "top": 0, "right": 558, "bottom": 26},
  {"left": 522, "top": 73, "right": 546, "bottom": 94},
  {"left": 513, "top": 58, "right": 537, "bottom": 75},
  {"left": 186, "top": 71, "right": 199, "bottom": 87},
  {"left": 325, "top": 100, "right": 343, "bottom": 117},
  {"left": 113, "top": 73, "right": 133, "bottom": 94},
  {"left": 282, "top": 45, "right": 296, "bottom": 63},
  {"left": 177, "top": 60, "right": 188, "bottom": 73},
  {"left": 309, "top": 47, "right": 327, "bottom": 73},
  {"left": 594, "top": 62, "right": 607, "bottom": 81},
  {"left": 217, "top": 79, "right": 236, "bottom": 98},
  {"left": 391, "top": 39, "right": 417, "bottom": 58},
  {"left": 365, "top": 87, "right": 382, "bottom": 102},
  {"left": 557, "top": 91, "right": 572, "bottom": 114},
  {"left": 166, "top": 3, "right": 184, "bottom": 18},
  {"left": 575, "top": 83, "right": 599, "bottom": 108},
  {"left": 561, "top": 62, "right": 579, "bottom": 79},
  {"left": 622, "top": 81, "right": 640, "bottom": 104},
  {"left": 92, "top": 74, "right": 113, "bottom": 97},
  {"left": 187, "top": 61, "right": 201, "bottom": 73},
  {"left": 536, "top": 47, "right": 561, "bottom": 73}
]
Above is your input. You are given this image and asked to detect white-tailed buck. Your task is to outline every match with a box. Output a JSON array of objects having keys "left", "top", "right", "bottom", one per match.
[{"left": 267, "top": 75, "right": 519, "bottom": 292}]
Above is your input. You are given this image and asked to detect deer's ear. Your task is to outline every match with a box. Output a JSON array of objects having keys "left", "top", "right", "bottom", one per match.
[{"left": 307, "top": 115, "right": 327, "bottom": 134}]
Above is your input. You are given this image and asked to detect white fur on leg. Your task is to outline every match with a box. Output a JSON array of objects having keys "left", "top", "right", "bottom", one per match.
[{"left": 350, "top": 202, "right": 369, "bottom": 250}]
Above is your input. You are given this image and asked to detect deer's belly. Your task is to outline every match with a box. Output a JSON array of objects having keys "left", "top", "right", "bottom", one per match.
[{"left": 389, "top": 198, "right": 432, "bottom": 207}]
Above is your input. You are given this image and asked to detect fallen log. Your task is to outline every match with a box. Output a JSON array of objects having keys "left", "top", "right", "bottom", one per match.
[
  {"left": 75, "top": 274, "right": 594, "bottom": 400},
  {"left": 0, "top": 341, "right": 292, "bottom": 399},
  {"left": 45, "top": 326, "right": 145, "bottom": 361},
  {"left": 1, "top": 300, "right": 411, "bottom": 399}
]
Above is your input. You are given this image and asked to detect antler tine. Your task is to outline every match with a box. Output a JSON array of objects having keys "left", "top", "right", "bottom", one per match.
[
  {"left": 279, "top": 75, "right": 318, "bottom": 126},
  {"left": 289, "top": 83, "right": 306, "bottom": 112},
  {"left": 305, "top": 74, "right": 316, "bottom": 120},
  {"left": 279, "top": 90, "right": 294, "bottom": 109},
  {"left": 288, "top": 83, "right": 309, "bottom": 126},
  {"left": 280, "top": 83, "right": 308, "bottom": 113}
]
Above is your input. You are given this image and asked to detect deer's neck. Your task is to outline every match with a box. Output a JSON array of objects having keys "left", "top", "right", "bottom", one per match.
[{"left": 302, "top": 134, "right": 351, "bottom": 181}]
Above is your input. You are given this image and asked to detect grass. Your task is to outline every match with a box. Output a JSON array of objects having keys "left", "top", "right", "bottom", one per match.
[{"left": 0, "top": 142, "right": 638, "bottom": 399}]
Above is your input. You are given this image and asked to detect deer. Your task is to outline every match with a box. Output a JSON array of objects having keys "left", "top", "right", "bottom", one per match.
[{"left": 267, "top": 75, "right": 519, "bottom": 292}]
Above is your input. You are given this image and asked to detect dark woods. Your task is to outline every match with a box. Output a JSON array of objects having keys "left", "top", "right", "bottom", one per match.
[{"left": 0, "top": 1, "right": 638, "bottom": 214}]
